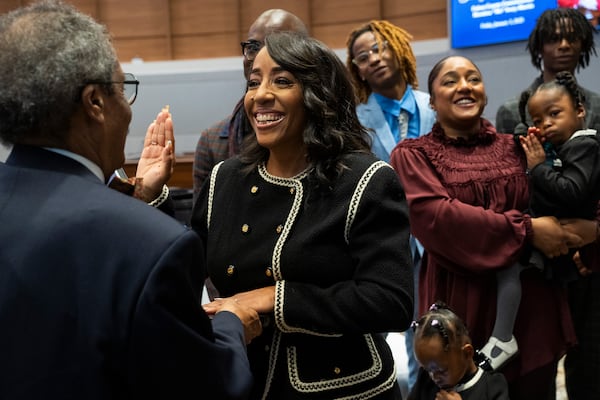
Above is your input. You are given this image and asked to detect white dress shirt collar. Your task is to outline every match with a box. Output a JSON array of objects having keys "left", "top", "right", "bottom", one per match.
[{"left": 43, "top": 147, "right": 105, "bottom": 182}]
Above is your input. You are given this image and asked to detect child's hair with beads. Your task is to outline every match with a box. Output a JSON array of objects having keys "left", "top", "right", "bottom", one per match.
[
  {"left": 412, "top": 301, "right": 470, "bottom": 351},
  {"left": 517, "top": 71, "right": 586, "bottom": 129},
  {"left": 539, "top": 71, "right": 586, "bottom": 108}
]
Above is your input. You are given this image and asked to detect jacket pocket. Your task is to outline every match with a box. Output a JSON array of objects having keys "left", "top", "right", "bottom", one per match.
[{"left": 286, "top": 333, "right": 395, "bottom": 397}]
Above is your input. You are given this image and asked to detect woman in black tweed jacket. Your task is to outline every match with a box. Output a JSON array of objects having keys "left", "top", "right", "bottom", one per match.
[{"left": 193, "top": 32, "right": 414, "bottom": 399}]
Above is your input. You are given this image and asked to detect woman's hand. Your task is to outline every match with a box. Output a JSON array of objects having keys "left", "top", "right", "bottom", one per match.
[
  {"left": 203, "top": 297, "right": 263, "bottom": 344},
  {"left": 203, "top": 286, "right": 275, "bottom": 340},
  {"left": 230, "top": 286, "right": 276, "bottom": 314},
  {"left": 205, "top": 286, "right": 276, "bottom": 314},
  {"left": 531, "top": 216, "right": 583, "bottom": 258},
  {"left": 202, "top": 286, "right": 275, "bottom": 344},
  {"left": 134, "top": 106, "right": 175, "bottom": 202}
]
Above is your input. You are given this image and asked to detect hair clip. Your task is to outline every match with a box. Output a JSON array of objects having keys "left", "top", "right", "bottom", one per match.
[{"left": 410, "top": 320, "right": 419, "bottom": 331}]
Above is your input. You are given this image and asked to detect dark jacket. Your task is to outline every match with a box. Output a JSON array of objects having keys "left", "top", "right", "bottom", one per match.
[
  {"left": 193, "top": 154, "right": 414, "bottom": 399},
  {"left": 0, "top": 145, "right": 252, "bottom": 400}
]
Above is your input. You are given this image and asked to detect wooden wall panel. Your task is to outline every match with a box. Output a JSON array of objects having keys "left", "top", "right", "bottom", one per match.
[
  {"left": 383, "top": 0, "right": 444, "bottom": 16},
  {"left": 382, "top": 0, "right": 447, "bottom": 40},
  {"left": 311, "top": 0, "right": 380, "bottom": 25},
  {"left": 0, "top": 0, "right": 29, "bottom": 14},
  {"left": 113, "top": 37, "right": 171, "bottom": 61},
  {"left": 309, "top": 0, "right": 380, "bottom": 49},
  {"left": 0, "top": 0, "right": 450, "bottom": 61},
  {"left": 0, "top": 0, "right": 95, "bottom": 15},
  {"left": 172, "top": 32, "right": 239, "bottom": 59},
  {"left": 67, "top": 0, "right": 99, "bottom": 18},
  {"left": 386, "top": 12, "right": 447, "bottom": 41},
  {"left": 0, "top": 1, "right": 99, "bottom": 19},
  {"left": 101, "top": 0, "right": 169, "bottom": 38},
  {"left": 312, "top": 22, "right": 365, "bottom": 50},
  {"left": 170, "top": 0, "right": 238, "bottom": 35}
]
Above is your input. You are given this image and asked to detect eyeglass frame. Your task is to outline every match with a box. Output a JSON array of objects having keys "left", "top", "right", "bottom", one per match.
[
  {"left": 240, "top": 39, "right": 263, "bottom": 61},
  {"left": 83, "top": 72, "right": 140, "bottom": 105},
  {"left": 351, "top": 40, "right": 389, "bottom": 67}
]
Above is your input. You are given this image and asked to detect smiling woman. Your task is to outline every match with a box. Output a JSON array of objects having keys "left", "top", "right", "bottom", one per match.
[
  {"left": 243, "top": 46, "right": 306, "bottom": 177},
  {"left": 389, "top": 55, "right": 586, "bottom": 400},
  {"left": 192, "top": 31, "right": 415, "bottom": 400}
]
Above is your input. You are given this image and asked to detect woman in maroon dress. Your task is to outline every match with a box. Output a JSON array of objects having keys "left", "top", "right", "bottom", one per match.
[{"left": 389, "top": 55, "right": 585, "bottom": 399}]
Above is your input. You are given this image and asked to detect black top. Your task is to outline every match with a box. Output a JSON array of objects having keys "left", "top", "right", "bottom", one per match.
[
  {"left": 529, "top": 129, "right": 600, "bottom": 219},
  {"left": 408, "top": 367, "right": 510, "bottom": 400},
  {"left": 193, "top": 153, "right": 414, "bottom": 399}
]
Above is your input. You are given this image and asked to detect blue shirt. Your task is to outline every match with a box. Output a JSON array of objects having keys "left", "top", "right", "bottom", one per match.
[{"left": 374, "top": 86, "right": 420, "bottom": 143}]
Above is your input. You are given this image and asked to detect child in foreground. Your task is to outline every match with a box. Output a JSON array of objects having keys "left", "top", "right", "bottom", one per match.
[{"left": 408, "top": 302, "right": 510, "bottom": 400}]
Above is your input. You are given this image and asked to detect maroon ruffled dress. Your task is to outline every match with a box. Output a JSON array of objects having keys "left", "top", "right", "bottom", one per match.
[{"left": 390, "top": 119, "right": 576, "bottom": 382}]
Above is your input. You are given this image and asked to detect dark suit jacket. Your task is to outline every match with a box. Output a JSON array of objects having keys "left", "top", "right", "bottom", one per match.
[{"left": 0, "top": 145, "right": 252, "bottom": 399}]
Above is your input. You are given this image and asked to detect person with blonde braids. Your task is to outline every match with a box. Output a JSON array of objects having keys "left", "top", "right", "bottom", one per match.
[
  {"left": 346, "top": 20, "right": 436, "bottom": 395},
  {"left": 346, "top": 20, "right": 436, "bottom": 163}
]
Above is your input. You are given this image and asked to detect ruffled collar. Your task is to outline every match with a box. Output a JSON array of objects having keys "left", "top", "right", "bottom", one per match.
[{"left": 431, "top": 119, "right": 497, "bottom": 147}]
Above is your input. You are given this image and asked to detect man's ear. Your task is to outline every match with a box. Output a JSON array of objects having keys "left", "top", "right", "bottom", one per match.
[{"left": 80, "top": 84, "right": 105, "bottom": 123}]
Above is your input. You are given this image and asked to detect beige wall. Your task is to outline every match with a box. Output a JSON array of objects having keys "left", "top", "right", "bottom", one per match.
[{"left": 0, "top": 0, "right": 447, "bottom": 62}]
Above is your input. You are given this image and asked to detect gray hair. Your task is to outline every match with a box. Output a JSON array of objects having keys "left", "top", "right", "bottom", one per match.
[{"left": 0, "top": 0, "right": 118, "bottom": 145}]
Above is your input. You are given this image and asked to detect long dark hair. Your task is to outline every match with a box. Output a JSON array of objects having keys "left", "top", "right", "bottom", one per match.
[
  {"left": 240, "top": 32, "right": 372, "bottom": 192},
  {"left": 527, "top": 7, "right": 596, "bottom": 72}
]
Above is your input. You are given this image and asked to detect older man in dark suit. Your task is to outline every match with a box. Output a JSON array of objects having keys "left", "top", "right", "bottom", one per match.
[{"left": 0, "top": 1, "right": 260, "bottom": 399}]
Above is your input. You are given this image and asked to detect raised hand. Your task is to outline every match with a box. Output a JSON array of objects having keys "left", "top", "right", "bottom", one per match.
[{"left": 135, "top": 106, "right": 175, "bottom": 202}]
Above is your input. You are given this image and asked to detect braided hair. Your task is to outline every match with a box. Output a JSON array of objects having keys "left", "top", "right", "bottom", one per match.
[
  {"left": 346, "top": 20, "right": 418, "bottom": 104},
  {"left": 551, "top": 70, "right": 586, "bottom": 107},
  {"left": 527, "top": 7, "right": 596, "bottom": 72},
  {"left": 411, "top": 301, "right": 470, "bottom": 352},
  {"left": 516, "top": 71, "right": 585, "bottom": 129},
  {"left": 516, "top": 71, "right": 585, "bottom": 155},
  {"left": 514, "top": 89, "right": 532, "bottom": 142}
]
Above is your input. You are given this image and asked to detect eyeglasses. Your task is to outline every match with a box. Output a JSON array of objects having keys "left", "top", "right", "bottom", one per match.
[
  {"left": 352, "top": 41, "right": 389, "bottom": 67},
  {"left": 84, "top": 72, "right": 140, "bottom": 105},
  {"left": 241, "top": 39, "right": 263, "bottom": 61}
]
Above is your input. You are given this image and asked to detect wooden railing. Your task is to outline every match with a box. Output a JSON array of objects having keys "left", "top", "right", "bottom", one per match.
[{"left": 123, "top": 155, "right": 194, "bottom": 189}]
